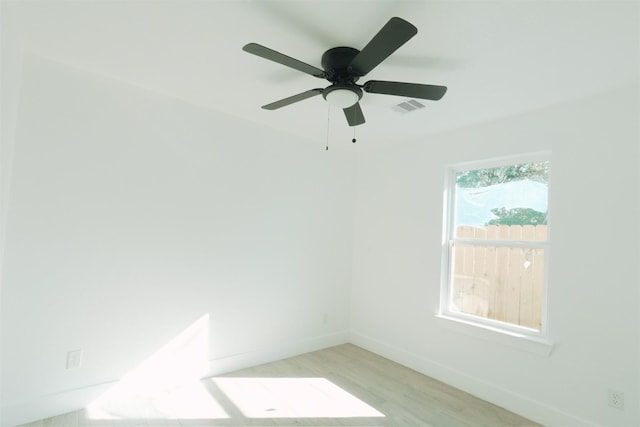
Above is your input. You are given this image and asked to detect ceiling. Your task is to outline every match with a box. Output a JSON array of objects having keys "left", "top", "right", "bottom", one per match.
[{"left": 3, "top": 0, "right": 638, "bottom": 150}]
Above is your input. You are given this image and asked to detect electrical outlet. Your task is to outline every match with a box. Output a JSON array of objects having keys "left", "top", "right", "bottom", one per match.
[
  {"left": 608, "top": 389, "right": 624, "bottom": 410},
  {"left": 66, "top": 349, "right": 83, "bottom": 370}
]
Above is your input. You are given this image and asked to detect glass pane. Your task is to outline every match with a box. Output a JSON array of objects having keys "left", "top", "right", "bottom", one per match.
[
  {"left": 450, "top": 243, "right": 545, "bottom": 331},
  {"left": 454, "top": 161, "right": 549, "bottom": 241}
]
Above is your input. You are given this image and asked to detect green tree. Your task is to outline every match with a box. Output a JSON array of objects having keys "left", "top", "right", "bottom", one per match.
[
  {"left": 456, "top": 161, "right": 548, "bottom": 188},
  {"left": 485, "top": 207, "right": 547, "bottom": 226}
]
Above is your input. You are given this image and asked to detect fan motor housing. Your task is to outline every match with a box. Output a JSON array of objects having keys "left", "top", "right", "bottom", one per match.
[{"left": 321, "top": 47, "right": 360, "bottom": 83}]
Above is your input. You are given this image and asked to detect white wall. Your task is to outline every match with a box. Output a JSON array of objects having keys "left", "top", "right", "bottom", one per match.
[
  {"left": 0, "top": 55, "right": 356, "bottom": 426},
  {"left": 2, "top": 9, "right": 639, "bottom": 427},
  {"left": 0, "top": 2, "right": 23, "bottom": 283},
  {"left": 350, "top": 86, "right": 639, "bottom": 427}
]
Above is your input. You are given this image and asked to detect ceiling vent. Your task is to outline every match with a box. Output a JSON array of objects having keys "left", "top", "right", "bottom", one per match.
[{"left": 391, "top": 99, "right": 426, "bottom": 113}]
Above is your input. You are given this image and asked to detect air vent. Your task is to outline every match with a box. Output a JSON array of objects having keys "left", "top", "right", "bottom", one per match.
[{"left": 391, "top": 99, "right": 426, "bottom": 113}]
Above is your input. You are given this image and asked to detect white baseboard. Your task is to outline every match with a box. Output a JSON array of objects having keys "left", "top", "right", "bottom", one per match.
[
  {"left": 1, "top": 330, "right": 350, "bottom": 427},
  {"left": 5, "top": 329, "right": 593, "bottom": 427},
  {"left": 1, "top": 381, "right": 114, "bottom": 427},
  {"left": 349, "top": 330, "right": 595, "bottom": 427},
  {"left": 206, "top": 330, "right": 350, "bottom": 376}
]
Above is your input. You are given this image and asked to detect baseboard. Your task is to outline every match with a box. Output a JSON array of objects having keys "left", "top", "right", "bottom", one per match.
[
  {"left": 206, "top": 329, "right": 350, "bottom": 376},
  {"left": 1, "top": 330, "right": 350, "bottom": 427},
  {"left": 349, "top": 330, "right": 595, "bottom": 427},
  {"left": 1, "top": 381, "right": 114, "bottom": 427},
  {"left": 6, "top": 329, "right": 589, "bottom": 427}
]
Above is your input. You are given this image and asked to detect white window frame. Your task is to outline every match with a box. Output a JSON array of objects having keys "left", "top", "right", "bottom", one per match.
[{"left": 438, "top": 152, "right": 553, "bottom": 353}]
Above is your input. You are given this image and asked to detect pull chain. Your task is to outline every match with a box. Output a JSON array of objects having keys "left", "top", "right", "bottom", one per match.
[
  {"left": 326, "top": 105, "right": 359, "bottom": 149},
  {"left": 351, "top": 106, "right": 357, "bottom": 143},
  {"left": 325, "top": 104, "right": 331, "bottom": 151}
]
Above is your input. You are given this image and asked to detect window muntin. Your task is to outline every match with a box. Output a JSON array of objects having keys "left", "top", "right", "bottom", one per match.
[{"left": 442, "top": 156, "right": 550, "bottom": 335}]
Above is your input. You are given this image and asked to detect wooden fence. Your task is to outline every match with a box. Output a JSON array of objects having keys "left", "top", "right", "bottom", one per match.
[{"left": 452, "top": 225, "right": 547, "bottom": 330}]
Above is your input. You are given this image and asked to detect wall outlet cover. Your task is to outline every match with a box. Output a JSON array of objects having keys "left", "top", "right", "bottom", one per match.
[
  {"left": 66, "top": 349, "right": 83, "bottom": 369},
  {"left": 607, "top": 389, "right": 624, "bottom": 410}
]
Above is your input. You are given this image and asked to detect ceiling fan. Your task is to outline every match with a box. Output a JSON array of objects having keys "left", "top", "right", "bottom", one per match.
[{"left": 243, "top": 17, "right": 447, "bottom": 127}]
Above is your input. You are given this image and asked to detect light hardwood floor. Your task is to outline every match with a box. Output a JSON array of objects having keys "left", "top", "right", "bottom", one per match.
[{"left": 21, "top": 344, "right": 541, "bottom": 427}]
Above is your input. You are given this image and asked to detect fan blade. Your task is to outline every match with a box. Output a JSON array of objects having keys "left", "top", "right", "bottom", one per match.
[
  {"left": 243, "top": 43, "right": 327, "bottom": 78},
  {"left": 343, "top": 102, "right": 365, "bottom": 127},
  {"left": 348, "top": 17, "right": 417, "bottom": 76},
  {"left": 363, "top": 80, "right": 447, "bottom": 100},
  {"left": 262, "top": 88, "right": 324, "bottom": 110}
]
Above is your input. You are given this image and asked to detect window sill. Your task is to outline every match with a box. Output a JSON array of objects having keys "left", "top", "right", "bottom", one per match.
[{"left": 435, "top": 314, "right": 554, "bottom": 357}]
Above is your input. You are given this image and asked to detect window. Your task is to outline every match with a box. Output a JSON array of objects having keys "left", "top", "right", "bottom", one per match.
[{"left": 440, "top": 154, "right": 550, "bottom": 339}]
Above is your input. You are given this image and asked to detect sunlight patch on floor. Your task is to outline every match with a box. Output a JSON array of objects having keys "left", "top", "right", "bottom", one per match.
[
  {"left": 212, "top": 377, "right": 385, "bottom": 418},
  {"left": 86, "top": 314, "right": 227, "bottom": 420}
]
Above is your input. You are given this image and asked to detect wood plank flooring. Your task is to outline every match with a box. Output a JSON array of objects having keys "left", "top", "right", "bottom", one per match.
[{"left": 21, "top": 344, "right": 541, "bottom": 427}]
